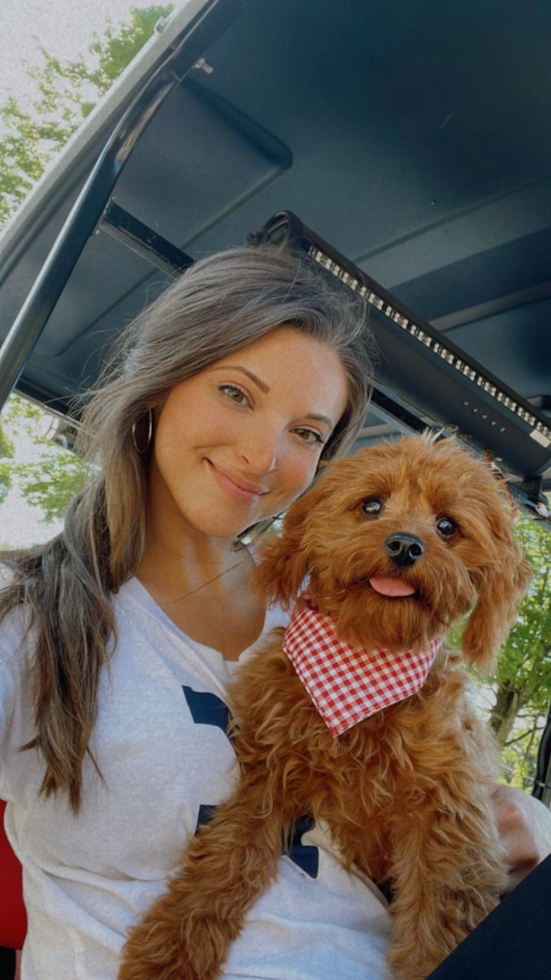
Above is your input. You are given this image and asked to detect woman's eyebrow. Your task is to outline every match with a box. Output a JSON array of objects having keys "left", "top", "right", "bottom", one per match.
[
  {"left": 211, "top": 365, "right": 334, "bottom": 428},
  {"left": 210, "top": 365, "right": 269, "bottom": 393},
  {"left": 305, "top": 413, "right": 334, "bottom": 429}
]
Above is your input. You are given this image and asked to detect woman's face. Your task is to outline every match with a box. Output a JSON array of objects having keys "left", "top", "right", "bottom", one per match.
[{"left": 148, "top": 327, "right": 349, "bottom": 544}]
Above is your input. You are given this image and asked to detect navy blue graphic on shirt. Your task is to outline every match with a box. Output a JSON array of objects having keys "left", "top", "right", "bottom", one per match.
[
  {"left": 182, "top": 686, "right": 319, "bottom": 878},
  {"left": 181, "top": 686, "right": 233, "bottom": 742},
  {"left": 286, "top": 815, "right": 318, "bottom": 877}
]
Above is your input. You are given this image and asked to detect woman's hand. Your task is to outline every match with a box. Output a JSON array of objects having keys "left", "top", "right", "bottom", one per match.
[{"left": 491, "top": 783, "right": 551, "bottom": 892}]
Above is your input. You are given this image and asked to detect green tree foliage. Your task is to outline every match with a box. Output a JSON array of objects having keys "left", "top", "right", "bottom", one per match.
[
  {"left": 449, "top": 517, "right": 551, "bottom": 790},
  {"left": 0, "top": 418, "right": 15, "bottom": 505},
  {"left": 0, "top": 4, "right": 174, "bottom": 229},
  {"left": 0, "top": 395, "right": 92, "bottom": 531},
  {"left": 486, "top": 519, "right": 551, "bottom": 788},
  {"left": 12, "top": 453, "right": 91, "bottom": 524}
]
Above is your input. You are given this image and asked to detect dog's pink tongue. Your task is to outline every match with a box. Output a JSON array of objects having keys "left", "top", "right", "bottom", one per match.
[{"left": 369, "top": 576, "right": 416, "bottom": 597}]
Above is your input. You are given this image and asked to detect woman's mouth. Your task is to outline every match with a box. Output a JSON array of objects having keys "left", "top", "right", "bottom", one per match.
[{"left": 205, "top": 460, "right": 267, "bottom": 502}]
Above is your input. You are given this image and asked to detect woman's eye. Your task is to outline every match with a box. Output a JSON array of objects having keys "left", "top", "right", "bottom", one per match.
[
  {"left": 219, "top": 384, "right": 250, "bottom": 406},
  {"left": 361, "top": 497, "right": 384, "bottom": 517},
  {"left": 294, "top": 427, "right": 324, "bottom": 446},
  {"left": 436, "top": 516, "right": 457, "bottom": 538}
]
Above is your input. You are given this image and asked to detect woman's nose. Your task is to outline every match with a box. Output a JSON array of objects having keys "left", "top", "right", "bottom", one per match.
[{"left": 238, "top": 426, "right": 281, "bottom": 475}]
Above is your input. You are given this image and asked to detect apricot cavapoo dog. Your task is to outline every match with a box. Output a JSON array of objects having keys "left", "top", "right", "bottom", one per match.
[{"left": 119, "top": 434, "right": 532, "bottom": 980}]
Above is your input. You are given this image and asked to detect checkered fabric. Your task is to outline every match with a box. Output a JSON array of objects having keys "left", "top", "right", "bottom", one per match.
[{"left": 283, "top": 601, "right": 442, "bottom": 737}]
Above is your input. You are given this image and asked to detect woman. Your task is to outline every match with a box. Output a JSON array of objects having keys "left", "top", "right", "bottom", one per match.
[{"left": 0, "top": 245, "right": 549, "bottom": 980}]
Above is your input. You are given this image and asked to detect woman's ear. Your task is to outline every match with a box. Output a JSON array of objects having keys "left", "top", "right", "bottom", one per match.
[{"left": 461, "top": 519, "right": 532, "bottom": 671}]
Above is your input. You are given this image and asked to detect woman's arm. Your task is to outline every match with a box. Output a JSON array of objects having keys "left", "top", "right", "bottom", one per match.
[{"left": 491, "top": 784, "right": 551, "bottom": 892}]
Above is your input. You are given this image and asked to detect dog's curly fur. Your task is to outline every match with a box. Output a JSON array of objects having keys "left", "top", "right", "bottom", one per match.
[{"left": 119, "top": 435, "right": 532, "bottom": 980}]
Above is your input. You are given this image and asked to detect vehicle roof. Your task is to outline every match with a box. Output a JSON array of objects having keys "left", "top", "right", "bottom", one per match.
[{"left": 1, "top": 0, "right": 550, "bottom": 495}]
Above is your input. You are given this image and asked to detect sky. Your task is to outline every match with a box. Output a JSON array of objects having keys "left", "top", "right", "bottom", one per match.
[
  {"left": 0, "top": 0, "right": 177, "bottom": 546},
  {"left": 1, "top": 0, "right": 164, "bottom": 102}
]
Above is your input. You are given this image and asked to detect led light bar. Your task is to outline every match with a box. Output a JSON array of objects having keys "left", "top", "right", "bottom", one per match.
[
  {"left": 307, "top": 246, "right": 550, "bottom": 448},
  {"left": 249, "top": 212, "right": 551, "bottom": 482}
]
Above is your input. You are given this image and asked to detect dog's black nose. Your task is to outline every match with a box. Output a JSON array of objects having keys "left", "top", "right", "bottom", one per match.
[{"left": 385, "top": 533, "right": 425, "bottom": 567}]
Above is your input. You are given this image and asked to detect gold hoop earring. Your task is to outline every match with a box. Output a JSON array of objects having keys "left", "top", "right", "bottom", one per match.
[{"left": 131, "top": 408, "right": 153, "bottom": 454}]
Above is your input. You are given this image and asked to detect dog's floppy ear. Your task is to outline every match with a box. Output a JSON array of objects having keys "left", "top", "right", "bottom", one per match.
[
  {"left": 252, "top": 482, "right": 326, "bottom": 608},
  {"left": 461, "top": 510, "right": 532, "bottom": 671}
]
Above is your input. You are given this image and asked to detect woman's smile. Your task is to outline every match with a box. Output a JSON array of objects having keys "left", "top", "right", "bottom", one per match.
[{"left": 204, "top": 458, "right": 269, "bottom": 502}]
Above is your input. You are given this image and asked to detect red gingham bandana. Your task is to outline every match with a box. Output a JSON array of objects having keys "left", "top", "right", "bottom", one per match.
[{"left": 283, "top": 601, "right": 442, "bottom": 737}]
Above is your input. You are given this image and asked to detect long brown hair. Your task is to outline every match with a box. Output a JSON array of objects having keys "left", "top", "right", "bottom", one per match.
[{"left": 0, "top": 245, "right": 374, "bottom": 811}]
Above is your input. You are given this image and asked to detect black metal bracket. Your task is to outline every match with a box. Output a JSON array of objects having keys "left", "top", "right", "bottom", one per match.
[{"left": 101, "top": 201, "right": 193, "bottom": 275}]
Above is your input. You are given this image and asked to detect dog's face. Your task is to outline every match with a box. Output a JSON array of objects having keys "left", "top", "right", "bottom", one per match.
[{"left": 255, "top": 436, "right": 532, "bottom": 669}]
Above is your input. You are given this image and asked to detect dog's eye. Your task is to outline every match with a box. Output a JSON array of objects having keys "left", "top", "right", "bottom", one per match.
[
  {"left": 361, "top": 498, "right": 384, "bottom": 517},
  {"left": 436, "top": 516, "right": 457, "bottom": 538}
]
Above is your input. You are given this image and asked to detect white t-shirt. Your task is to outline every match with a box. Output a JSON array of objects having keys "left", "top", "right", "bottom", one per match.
[{"left": 0, "top": 576, "right": 391, "bottom": 979}]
